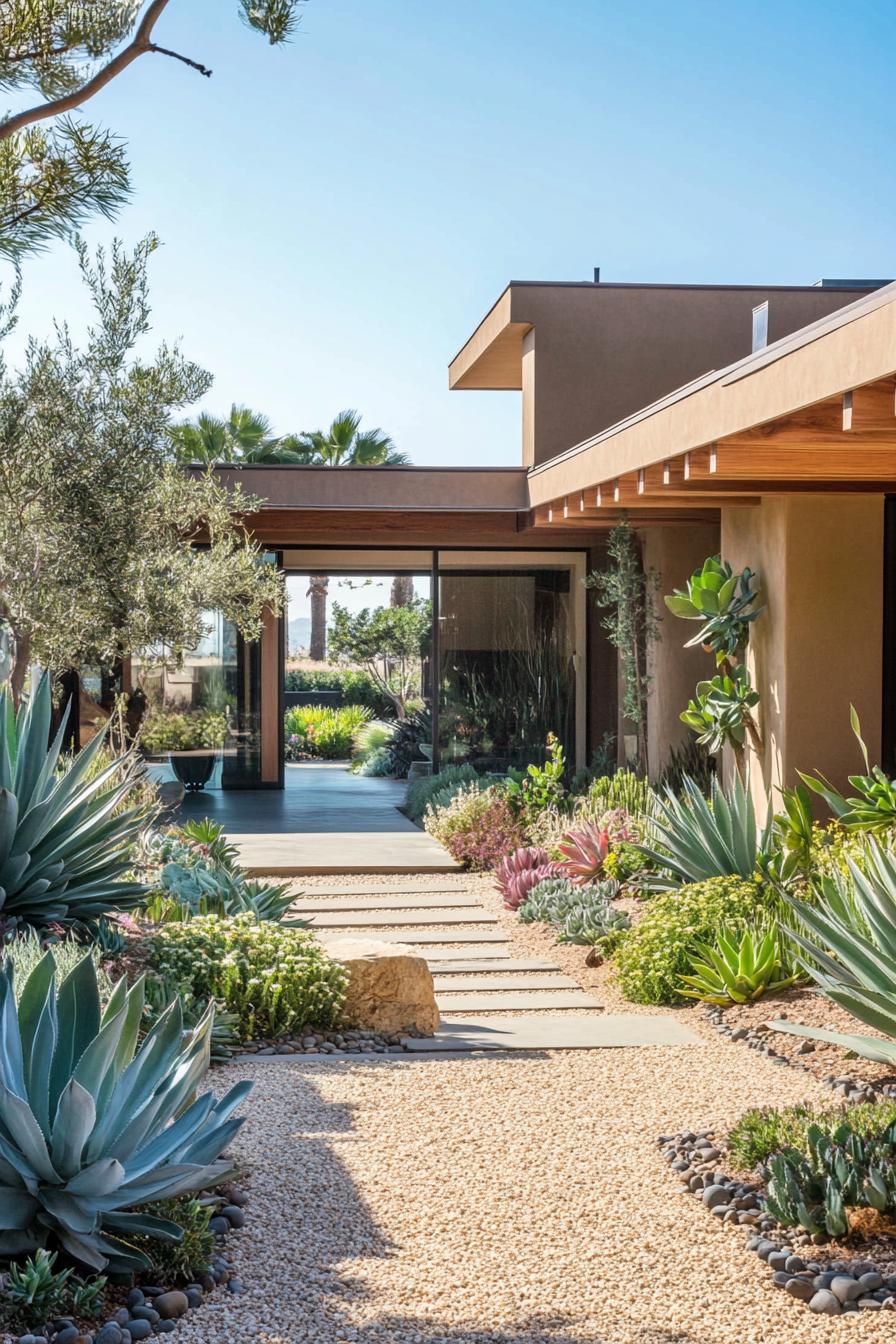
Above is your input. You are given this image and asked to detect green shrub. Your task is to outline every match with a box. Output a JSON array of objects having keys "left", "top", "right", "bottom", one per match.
[
  {"left": 442, "top": 793, "right": 526, "bottom": 871},
  {"left": 284, "top": 703, "right": 371, "bottom": 759},
  {"left": 128, "top": 1197, "right": 217, "bottom": 1282},
  {"left": 284, "top": 666, "right": 394, "bottom": 716},
  {"left": 0, "top": 950, "right": 250, "bottom": 1273},
  {"left": 0, "top": 673, "right": 147, "bottom": 932},
  {"left": 146, "top": 914, "right": 348, "bottom": 1038},
  {"left": 140, "top": 708, "right": 227, "bottom": 753},
  {"left": 407, "top": 763, "right": 483, "bottom": 823},
  {"left": 728, "top": 1099, "right": 896, "bottom": 1171},
  {"left": 352, "top": 719, "right": 396, "bottom": 771},
  {"left": 613, "top": 876, "right": 766, "bottom": 1005}
]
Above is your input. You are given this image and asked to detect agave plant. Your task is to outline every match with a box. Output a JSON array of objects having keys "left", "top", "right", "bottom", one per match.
[
  {"left": 678, "top": 924, "right": 798, "bottom": 1006},
  {"left": 637, "top": 771, "right": 774, "bottom": 891},
  {"left": 798, "top": 705, "right": 896, "bottom": 832},
  {"left": 0, "top": 950, "right": 251, "bottom": 1273},
  {"left": 771, "top": 839, "right": 896, "bottom": 1064},
  {"left": 557, "top": 820, "right": 611, "bottom": 884},
  {"left": 494, "top": 846, "right": 557, "bottom": 911},
  {"left": 763, "top": 1119, "right": 896, "bottom": 1239},
  {"left": 0, "top": 674, "right": 148, "bottom": 931}
]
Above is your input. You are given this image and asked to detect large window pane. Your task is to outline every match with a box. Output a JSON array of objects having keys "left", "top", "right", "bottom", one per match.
[{"left": 437, "top": 568, "right": 575, "bottom": 770}]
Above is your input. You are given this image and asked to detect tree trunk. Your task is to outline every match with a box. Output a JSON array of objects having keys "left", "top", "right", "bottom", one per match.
[
  {"left": 390, "top": 574, "right": 414, "bottom": 607},
  {"left": 9, "top": 627, "right": 31, "bottom": 708},
  {"left": 307, "top": 575, "right": 329, "bottom": 661}
]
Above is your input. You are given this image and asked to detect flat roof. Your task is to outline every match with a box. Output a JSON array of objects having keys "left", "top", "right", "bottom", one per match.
[{"left": 204, "top": 464, "right": 530, "bottom": 513}]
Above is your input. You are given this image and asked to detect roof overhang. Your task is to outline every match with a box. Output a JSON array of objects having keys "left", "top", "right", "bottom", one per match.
[
  {"left": 525, "top": 281, "right": 896, "bottom": 526},
  {"left": 199, "top": 464, "right": 530, "bottom": 512},
  {"left": 448, "top": 288, "right": 531, "bottom": 389}
]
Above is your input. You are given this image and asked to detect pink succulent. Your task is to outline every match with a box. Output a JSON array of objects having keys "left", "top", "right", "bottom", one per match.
[
  {"left": 557, "top": 820, "right": 611, "bottom": 885},
  {"left": 495, "top": 846, "right": 559, "bottom": 910}
]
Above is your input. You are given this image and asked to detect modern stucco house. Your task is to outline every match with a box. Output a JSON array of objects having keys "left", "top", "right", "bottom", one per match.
[{"left": 159, "top": 273, "right": 896, "bottom": 801}]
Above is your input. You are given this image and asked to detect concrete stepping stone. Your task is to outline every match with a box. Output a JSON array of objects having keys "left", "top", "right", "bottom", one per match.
[
  {"left": 328, "top": 929, "right": 510, "bottom": 945},
  {"left": 292, "top": 893, "right": 482, "bottom": 912},
  {"left": 426, "top": 957, "right": 561, "bottom": 974},
  {"left": 432, "top": 973, "right": 578, "bottom": 992},
  {"left": 436, "top": 990, "right": 603, "bottom": 1012},
  {"left": 298, "top": 882, "right": 471, "bottom": 897},
  {"left": 402, "top": 1013, "right": 700, "bottom": 1051},
  {"left": 420, "top": 946, "right": 513, "bottom": 962},
  {"left": 305, "top": 909, "right": 498, "bottom": 929}
]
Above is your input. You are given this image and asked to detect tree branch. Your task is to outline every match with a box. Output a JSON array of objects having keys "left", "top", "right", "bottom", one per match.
[
  {"left": 0, "top": 0, "right": 215, "bottom": 140},
  {"left": 146, "top": 44, "right": 212, "bottom": 77}
]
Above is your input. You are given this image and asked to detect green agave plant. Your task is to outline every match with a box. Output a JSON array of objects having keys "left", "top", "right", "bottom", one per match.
[
  {"left": 679, "top": 924, "right": 798, "bottom": 1005},
  {"left": 772, "top": 839, "right": 896, "bottom": 1064},
  {"left": 798, "top": 705, "right": 896, "bottom": 832},
  {"left": 0, "top": 950, "right": 251, "bottom": 1273},
  {"left": 664, "top": 556, "right": 764, "bottom": 663},
  {"left": 0, "top": 674, "right": 147, "bottom": 930},
  {"left": 637, "top": 771, "right": 775, "bottom": 891}
]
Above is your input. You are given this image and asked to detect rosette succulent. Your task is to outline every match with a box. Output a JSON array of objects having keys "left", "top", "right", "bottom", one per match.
[{"left": 0, "top": 949, "right": 250, "bottom": 1273}]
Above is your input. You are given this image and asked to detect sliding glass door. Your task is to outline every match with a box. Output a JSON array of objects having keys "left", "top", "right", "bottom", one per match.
[{"left": 437, "top": 558, "right": 583, "bottom": 771}]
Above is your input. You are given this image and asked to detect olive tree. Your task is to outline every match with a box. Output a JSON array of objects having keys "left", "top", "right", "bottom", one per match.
[
  {"left": 0, "top": 232, "right": 282, "bottom": 701},
  {"left": 329, "top": 599, "right": 431, "bottom": 719}
]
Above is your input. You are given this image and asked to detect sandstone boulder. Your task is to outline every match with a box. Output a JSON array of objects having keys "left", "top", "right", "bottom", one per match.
[{"left": 322, "top": 937, "right": 440, "bottom": 1035}]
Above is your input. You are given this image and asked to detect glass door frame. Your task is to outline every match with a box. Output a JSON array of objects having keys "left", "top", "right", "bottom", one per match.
[{"left": 278, "top": 545, "right": 589, "bottom": 782}]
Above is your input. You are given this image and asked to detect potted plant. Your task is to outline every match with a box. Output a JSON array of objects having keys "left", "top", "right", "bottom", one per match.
[{"left": 139, "top": 708, "right": 228, "bottom": 791}]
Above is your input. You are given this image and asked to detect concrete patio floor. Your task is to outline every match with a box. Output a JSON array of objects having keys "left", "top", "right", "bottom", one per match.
[{"left": 178, "top": 763, "right": 460, "bottom": 875}]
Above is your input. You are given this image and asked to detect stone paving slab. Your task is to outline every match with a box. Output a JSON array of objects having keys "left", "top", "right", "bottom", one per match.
[
  {"left": 420, "top": 946, "right": 514, "bottom": 962},
  {"left": 426, "top": 957, "right": 561, "bottom": 973},
  {"left": 342, "top": 929, "right": 510, "bottom": 945},
  {"left": 401, "top": 1013, "right": 700, "bottom": 1051},
  {"left": 436, "top": 990, "right": 602, "bottom": 1012},
  {"left": 432, "top": 973, "right": 578, "bottom": 992},
  {"left": 291, "top": 893, "right": 482, "bottom": 912},
  {"left": 298, "top": 881, "right": 470, "bottom": 897},
  {"left": 239, "top": 831, "right": 462, "bottom": 876},
  {"left": 305, "top": 909, "right": 498, "bottom": 929}
]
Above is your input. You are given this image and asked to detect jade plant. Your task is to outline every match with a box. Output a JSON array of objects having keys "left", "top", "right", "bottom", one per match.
[{"left": 0, "top": 950, "right": 251, "bottom": 1272}]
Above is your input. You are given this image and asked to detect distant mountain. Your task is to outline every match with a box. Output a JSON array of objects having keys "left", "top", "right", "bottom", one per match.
[{"left": 288, "top": 616, "right": 312, "bottom": 653}]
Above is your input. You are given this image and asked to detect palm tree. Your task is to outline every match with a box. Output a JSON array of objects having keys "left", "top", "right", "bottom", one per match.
[
  {"left": 169, "top": 405, "right": 280, "bottom": 464},
  {"left": 291, "top": 410, "right": 410, "bottom": 660}
]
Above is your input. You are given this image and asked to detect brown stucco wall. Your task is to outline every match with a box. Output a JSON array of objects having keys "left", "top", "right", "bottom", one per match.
[
  {"left": 508, "top": 284, "right": 878, "bottom": 467},
  {"left": 642, "top": 524, "right": 721, "bottom": 779},
  {"left": 721, "top": 495, "right": 884, "bottom": 804}
]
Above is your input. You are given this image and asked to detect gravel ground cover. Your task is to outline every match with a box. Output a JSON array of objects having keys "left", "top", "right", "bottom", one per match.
[{"left": 166, "top": 871, "right": 896, "bottom": 1343}]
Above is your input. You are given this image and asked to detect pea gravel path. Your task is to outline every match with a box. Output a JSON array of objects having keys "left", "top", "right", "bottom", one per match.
[{"left": 180, "top": 1043, "right": 894, "bottom": 1344}]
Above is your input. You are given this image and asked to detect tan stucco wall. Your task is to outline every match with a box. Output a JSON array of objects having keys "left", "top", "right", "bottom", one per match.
[
  {"left": 721, "top": 495, "right": 884, "bottom": 804},
  {"left": 642, "top": 524, "right": 720, "bottom": 779}
]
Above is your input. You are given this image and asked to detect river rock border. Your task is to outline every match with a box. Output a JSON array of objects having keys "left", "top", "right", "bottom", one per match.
[
  {"left": 659, "top": 1130, "right": 896, "bottom": 1316},
  {"left": 236, "top": 1025, "right": 431, "bottom": 1057},
  {"left": 11, "top": 1186, "right": 248, "bottom": 1344},
  {"left": 703, "top": 1006, "right": 896, "bottom": 1103}
]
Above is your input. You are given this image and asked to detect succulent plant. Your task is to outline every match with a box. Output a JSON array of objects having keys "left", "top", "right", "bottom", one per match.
[
  {"left": 144, "top": 858, "right": 300, "bottom": 924},
  {"left": 557, "top": 820, "right": 611, "bottom": 884},
  {"left": 494, "top": 846, "right": 558, "bottom": 910},
  {"left": 0, "top": 673, "right": 148, "bottom": 931},
  {"left": 772, "top": 837, "right": 896, "bottom": 1064},
  {"left": 664, "top": 555, "right": 764, "bottom": 663},
  {"left": 678, "top": 924, "right": 798, "bottom": 1005},
  {"left": 636, "top": 771, "right": 775, "bottom": 891},
  {"left": 517, "top": 876, "right": 581, "bottom": 924},
  {"left": 680, "top": 665, "right": 761, "bottom": 755},
  {"left": 0, "top": 949, "right": 251, "bottom": 1273},
  {"left": 763, "top": 1120, "right": 896, "bottom": 1239}
]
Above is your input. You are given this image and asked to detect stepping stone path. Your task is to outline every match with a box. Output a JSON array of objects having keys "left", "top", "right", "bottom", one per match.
[{"left": 297, "top": 882, "right": 602, "bottom": 1015}]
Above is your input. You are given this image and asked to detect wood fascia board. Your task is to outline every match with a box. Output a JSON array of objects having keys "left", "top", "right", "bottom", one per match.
[{"left": 448, "top": 290, "right": 530, "bottom": 389}]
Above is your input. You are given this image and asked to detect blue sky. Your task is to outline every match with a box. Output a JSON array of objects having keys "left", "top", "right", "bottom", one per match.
[{"left": 7, "top": 0, "right": 895, "bottom": 465}]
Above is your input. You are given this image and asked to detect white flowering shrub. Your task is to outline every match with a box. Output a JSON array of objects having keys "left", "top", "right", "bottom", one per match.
[{"left": 147, "top": 914, "right": 348, "bottom": 1038}]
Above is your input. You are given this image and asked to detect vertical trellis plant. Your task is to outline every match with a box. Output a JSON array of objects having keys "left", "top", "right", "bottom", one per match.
[
  {"left": 664, "top": 557, "right": 765, "bottom": 774},
  {"left": 584, "top": 520, "right": 660, "bottom": 775}
]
